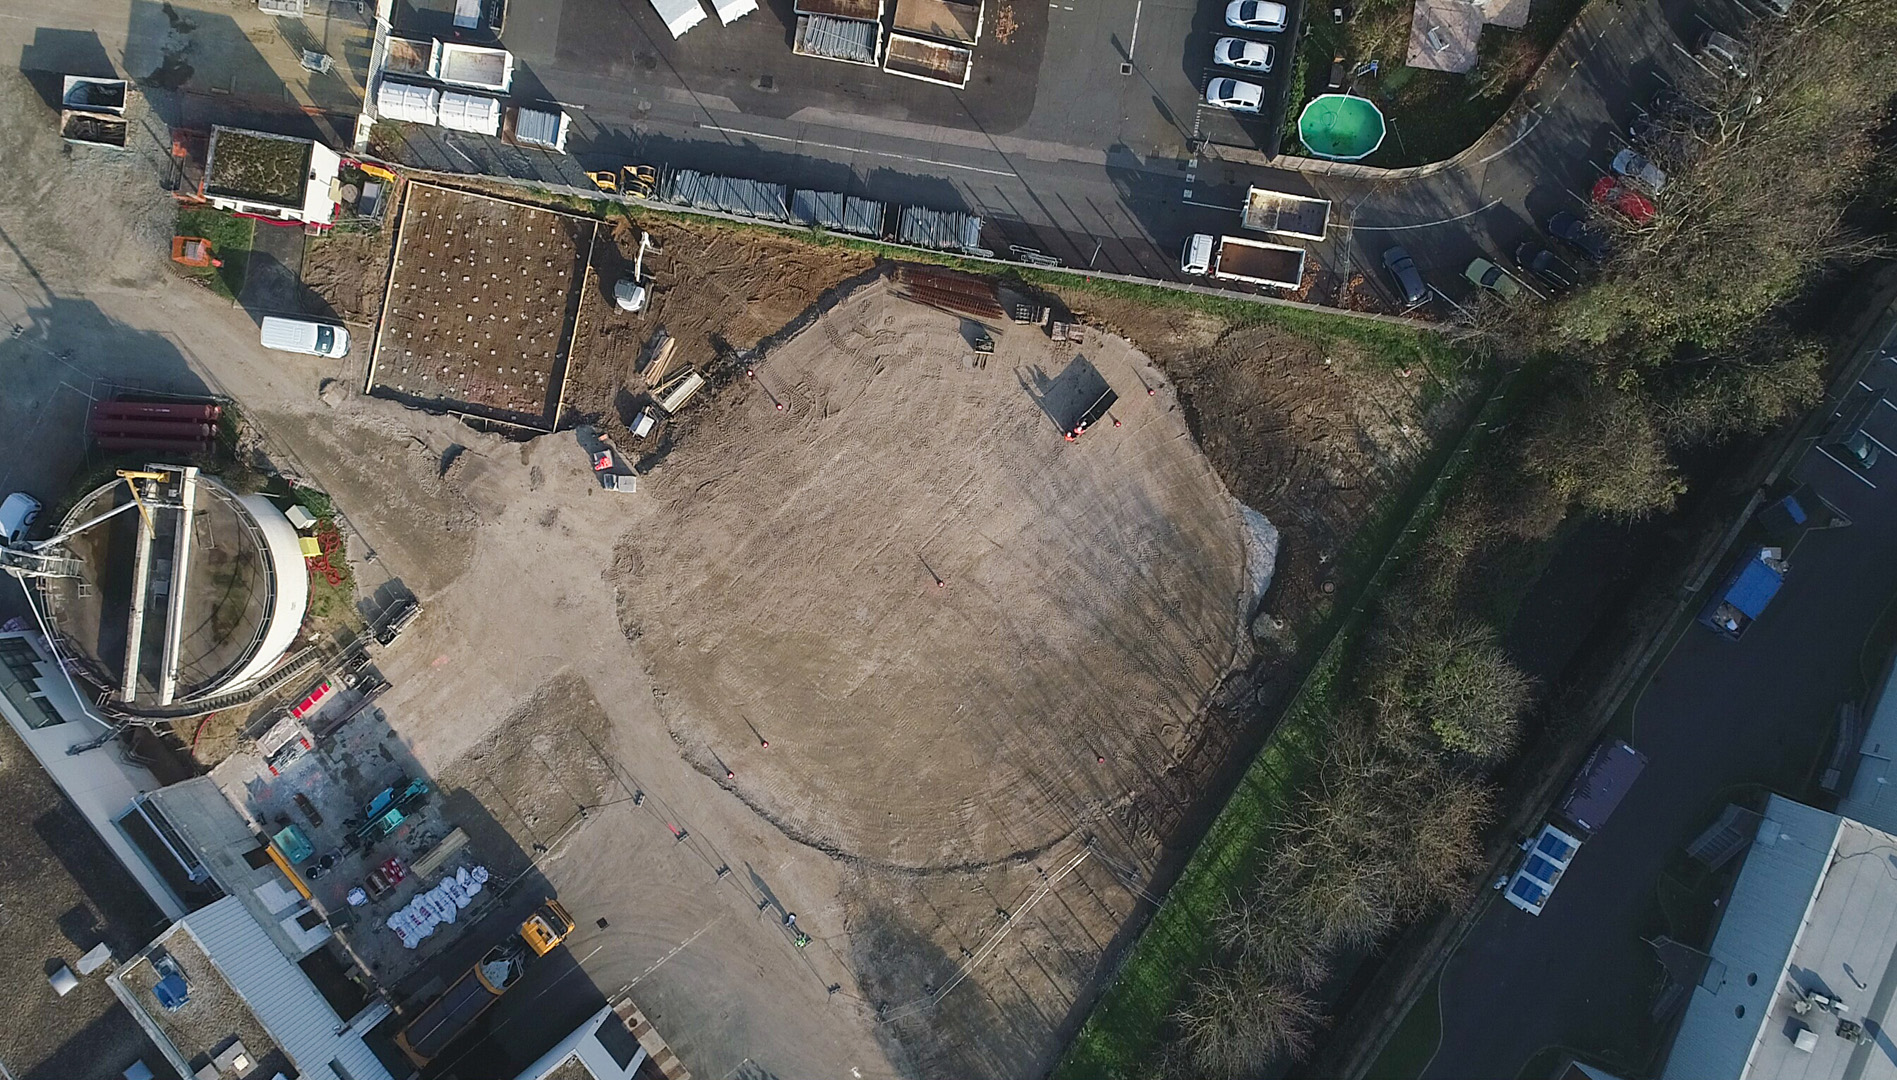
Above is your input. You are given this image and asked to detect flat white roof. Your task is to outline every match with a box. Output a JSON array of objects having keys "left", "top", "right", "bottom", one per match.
[{"left": 1663, "top": 795, "right": 1897, "bottom": 1080}]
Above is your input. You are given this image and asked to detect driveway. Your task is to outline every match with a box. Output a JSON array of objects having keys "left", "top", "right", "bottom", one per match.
[{"left": 1412, "top": 325, "right": 1897, "bottom": 1080}]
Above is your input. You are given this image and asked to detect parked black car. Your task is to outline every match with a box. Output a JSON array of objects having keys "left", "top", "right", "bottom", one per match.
[
  {"left": 1514, "top": 242, "right": 1580, "bottom": 292},
  {"left": 1547, "top": 212, "right": 1610, "bottom": 263},
  {"left": 1381, "top": 245, "right": 1429, "bottom": 306}
]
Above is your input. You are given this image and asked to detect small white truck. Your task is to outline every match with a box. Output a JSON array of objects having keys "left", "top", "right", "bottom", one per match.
[
  {"left": 1181, "top": 234, "right": 1306, "bottom": 290},
  {"left": 1239, "top": 186, "right": 1331, "bottom": 241}
]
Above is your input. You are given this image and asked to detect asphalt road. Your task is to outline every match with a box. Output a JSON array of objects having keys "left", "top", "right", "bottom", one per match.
[
  {"left": 386, "top": 0, "right": 1761, "bottom": 304},
  {"left": 1414, "top": 326, "right": 1897, "bottom": 1080}
]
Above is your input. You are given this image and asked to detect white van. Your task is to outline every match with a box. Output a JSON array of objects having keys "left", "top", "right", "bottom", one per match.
[
  {"left": 260, "top": 316, "right": 350, "bottom": 358},
  {"left": 0, "top": 492, "right": 42, "bottom": 544}
]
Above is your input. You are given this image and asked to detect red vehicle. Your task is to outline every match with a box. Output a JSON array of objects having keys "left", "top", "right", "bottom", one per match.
[{"left": 1591, "top": 176, "right": 1656, "bottom": 223}]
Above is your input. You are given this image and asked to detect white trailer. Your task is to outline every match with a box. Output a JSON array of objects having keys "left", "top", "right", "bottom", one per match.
[
  {"left": 1180, "top": 234, "right": 1306, "bottom": 290},
  {"left": 1239, "top": 186, "right": 1331, "bottom": 241},
  {"left": 436, "top": 43, "right": 514, "bottom": 91},
  {"left": 649, "top": 0, "right": 709, "bottom": 37},
  {"left": 710, "top": 0, "right": 759, "bottom": 22}
]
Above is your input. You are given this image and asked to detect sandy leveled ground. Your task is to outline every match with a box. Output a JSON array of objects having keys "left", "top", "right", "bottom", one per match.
[{"left": 611, "top": 280, "right": 1247, "bottom": 868}]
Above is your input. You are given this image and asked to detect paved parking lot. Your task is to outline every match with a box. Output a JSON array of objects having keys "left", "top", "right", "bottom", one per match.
[
  {"left": 1412, "top": 322, "right": 1897, "bottom": 1080},
  {"left": 469, "top": 0, "right": 1265, "bottom": 158}
]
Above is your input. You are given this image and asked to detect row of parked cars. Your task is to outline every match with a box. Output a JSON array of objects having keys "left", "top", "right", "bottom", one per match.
[
  {"left": 1377, "top": 210, "right": 1609, "bottom": 308},
  {"left": 1203, "top": 0, "right": 1289, "bottom": 114},
  {"left": 1368, "top": 14, "right": 1759, "bottom": 307}
]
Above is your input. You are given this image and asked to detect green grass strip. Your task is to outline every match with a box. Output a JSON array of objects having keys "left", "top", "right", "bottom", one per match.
[
  {"left": 1055, "top": 362, "right": 1524, "bottom": 1078},
  {"left": 174, "top": 207, "right": 254, "bottom": 300}
]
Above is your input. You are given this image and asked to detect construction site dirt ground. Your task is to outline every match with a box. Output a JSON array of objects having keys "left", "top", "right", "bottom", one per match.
[
  {"left": 370, "top": 183, "right": 595, "bottom": 426},
  {"left": 0, "top": 45, "right": 1466, "bottom": 1075},
  {"left": 561, "top": 215, "right": 877, "bottom": 442}
]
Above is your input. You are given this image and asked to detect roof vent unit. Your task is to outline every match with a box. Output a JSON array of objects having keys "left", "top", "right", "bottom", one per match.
[{"left": 151, "top": 950, "right": 190, "bottom": 1011}]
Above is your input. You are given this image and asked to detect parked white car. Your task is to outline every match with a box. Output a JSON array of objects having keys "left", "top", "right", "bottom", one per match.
[
  {"left": 0, "top": 492, "right": 42, "bottom": 544},
  {"left": 1224, "top": 0, "right": 1288, "bottom": 31},
  {"left": 1699, "top": 30, "right": 1748, "bottom": 77},
  {"left": 1213, "top": 37, "right": 1275, "bottom": 71},
  {"left": 260, "top": 316, "right": 350, "bottom": 358},
  {"left": 1205, "top": 77, "right": 1266, "bottom": 113}
]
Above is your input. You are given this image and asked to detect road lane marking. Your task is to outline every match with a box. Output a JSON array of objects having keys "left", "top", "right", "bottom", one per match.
[
  {"left": 1335, "top": 196, "right": 1505, "bottom": 231},
  {"left": 1182, "top": 200, "right": 1239, "bottom": 211},
  {"left": 628, "top": 916, "right": 724, "bottom": 987},
  {"left": 1478, "top": 109, "right": 1543, "bottom": 163},
  {"left": 1863, "top": 431, "right": 1896, "bottom": 457},
  {"left": 697, "top": 124, "right": 1017, "bottom": 176},
  {"left": 1815, "top": 445, "right": 1877, "bottom": 488}
]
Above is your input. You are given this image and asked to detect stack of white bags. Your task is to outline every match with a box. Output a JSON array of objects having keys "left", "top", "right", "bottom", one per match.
[{"left": 386, "top": 865, "right": 489, "bottom": 948}]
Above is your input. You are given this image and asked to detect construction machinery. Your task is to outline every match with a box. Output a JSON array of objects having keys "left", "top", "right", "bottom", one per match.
[
  {"left": 615, "top": 231, "right": 655, "bottom": 313},
  {"left": 395, "top": 900, "right": 576, "bottom": 1065},
  {"left": 520, "top": 899, "right": 576, "bottom": 955},
  {"left": 588, "top": 165, "right": 660, "bottom": 198},
  {"left": 170, "top": 236, "right": 220, "bottom": 268}
]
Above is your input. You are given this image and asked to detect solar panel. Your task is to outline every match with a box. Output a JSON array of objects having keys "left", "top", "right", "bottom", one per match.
[
  {"left": 1536, "top": 832, "right": 1577, "bottom": 861},
  {"left": 1523, "top": 855, "right": 1561, "bottom": 883},
  {"left": 1510, "top": 876, "right": 1547, "bottom": 906}
]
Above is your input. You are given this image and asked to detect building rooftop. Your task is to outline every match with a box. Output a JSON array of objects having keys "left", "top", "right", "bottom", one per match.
[
  {"left": 111, "top": 896, "right": 394, "bottom": 1080},
  {"left": 0, "top": 710, "right": 175, "bottom": 1080},
  {"left": 1662, "top": 795, "right": 1897, "bottom": 1080},
  {"left": 116, "top": 927, "right": 294, "bottom": 1079},
  {"left": 1837, "top": 644, "right": 1897, "bottom": 831},
  {"left": 205, "top": 128, "right": 316, "bottom": 207},
  {"left": 511, "top": 1004, "right": 656, "bottom": 1080},
  {"left": 141, "top": 776, "right": 333, "bottom": 961}
]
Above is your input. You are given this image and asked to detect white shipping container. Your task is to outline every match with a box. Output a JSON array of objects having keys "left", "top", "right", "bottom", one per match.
[
  {"left": 437, "top": 91, "right": 502, "bottom": 135},
  {"left": 376, "top": 81, "right": 441, "bottom": 125}
]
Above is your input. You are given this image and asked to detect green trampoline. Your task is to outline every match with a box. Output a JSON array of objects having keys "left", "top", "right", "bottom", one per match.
[{"left": 1297, "top": 94, "right": 1387, "bottom": 161}]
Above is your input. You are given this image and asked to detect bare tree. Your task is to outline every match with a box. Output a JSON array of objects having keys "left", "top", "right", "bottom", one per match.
[
  {"left": 1390, "top": 772, "right": 1494, "bottom": 913},
  {"left": 1515, "top": 375, "right": 1685, "bottom": 523},
  {"left": 1172, "top": 963, "right": 1323, "bottom": 1078},
  {"left": 1554, "top": 0, "right": 1897, "bottom": 373}
]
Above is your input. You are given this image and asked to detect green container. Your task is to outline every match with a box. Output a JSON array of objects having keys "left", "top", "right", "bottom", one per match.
[{"left": 1297, "top": 94, "right": 1387, "bottom": 161}]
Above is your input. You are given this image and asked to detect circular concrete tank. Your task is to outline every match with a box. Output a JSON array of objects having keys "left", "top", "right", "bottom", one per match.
[{"left": 37, "top": 471, "right": 308, "bottom": 712}]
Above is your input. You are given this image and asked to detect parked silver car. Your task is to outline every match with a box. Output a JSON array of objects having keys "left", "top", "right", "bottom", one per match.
[
  {"left": 1213, "top": 37, "right": 1275, "bottom": 71},
  {"left": 1224, "top": 0, "right": 1289, "bottom": 31}
]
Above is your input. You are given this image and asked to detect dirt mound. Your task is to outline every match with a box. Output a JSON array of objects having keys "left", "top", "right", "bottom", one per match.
[{"left": 608, "top": 282, "right": 1247, "bottom": 867}]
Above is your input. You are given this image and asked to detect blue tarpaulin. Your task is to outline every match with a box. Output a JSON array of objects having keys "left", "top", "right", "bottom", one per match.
[{"left": 1726, "top": 557, "right": 1783, "bottom": 618}]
